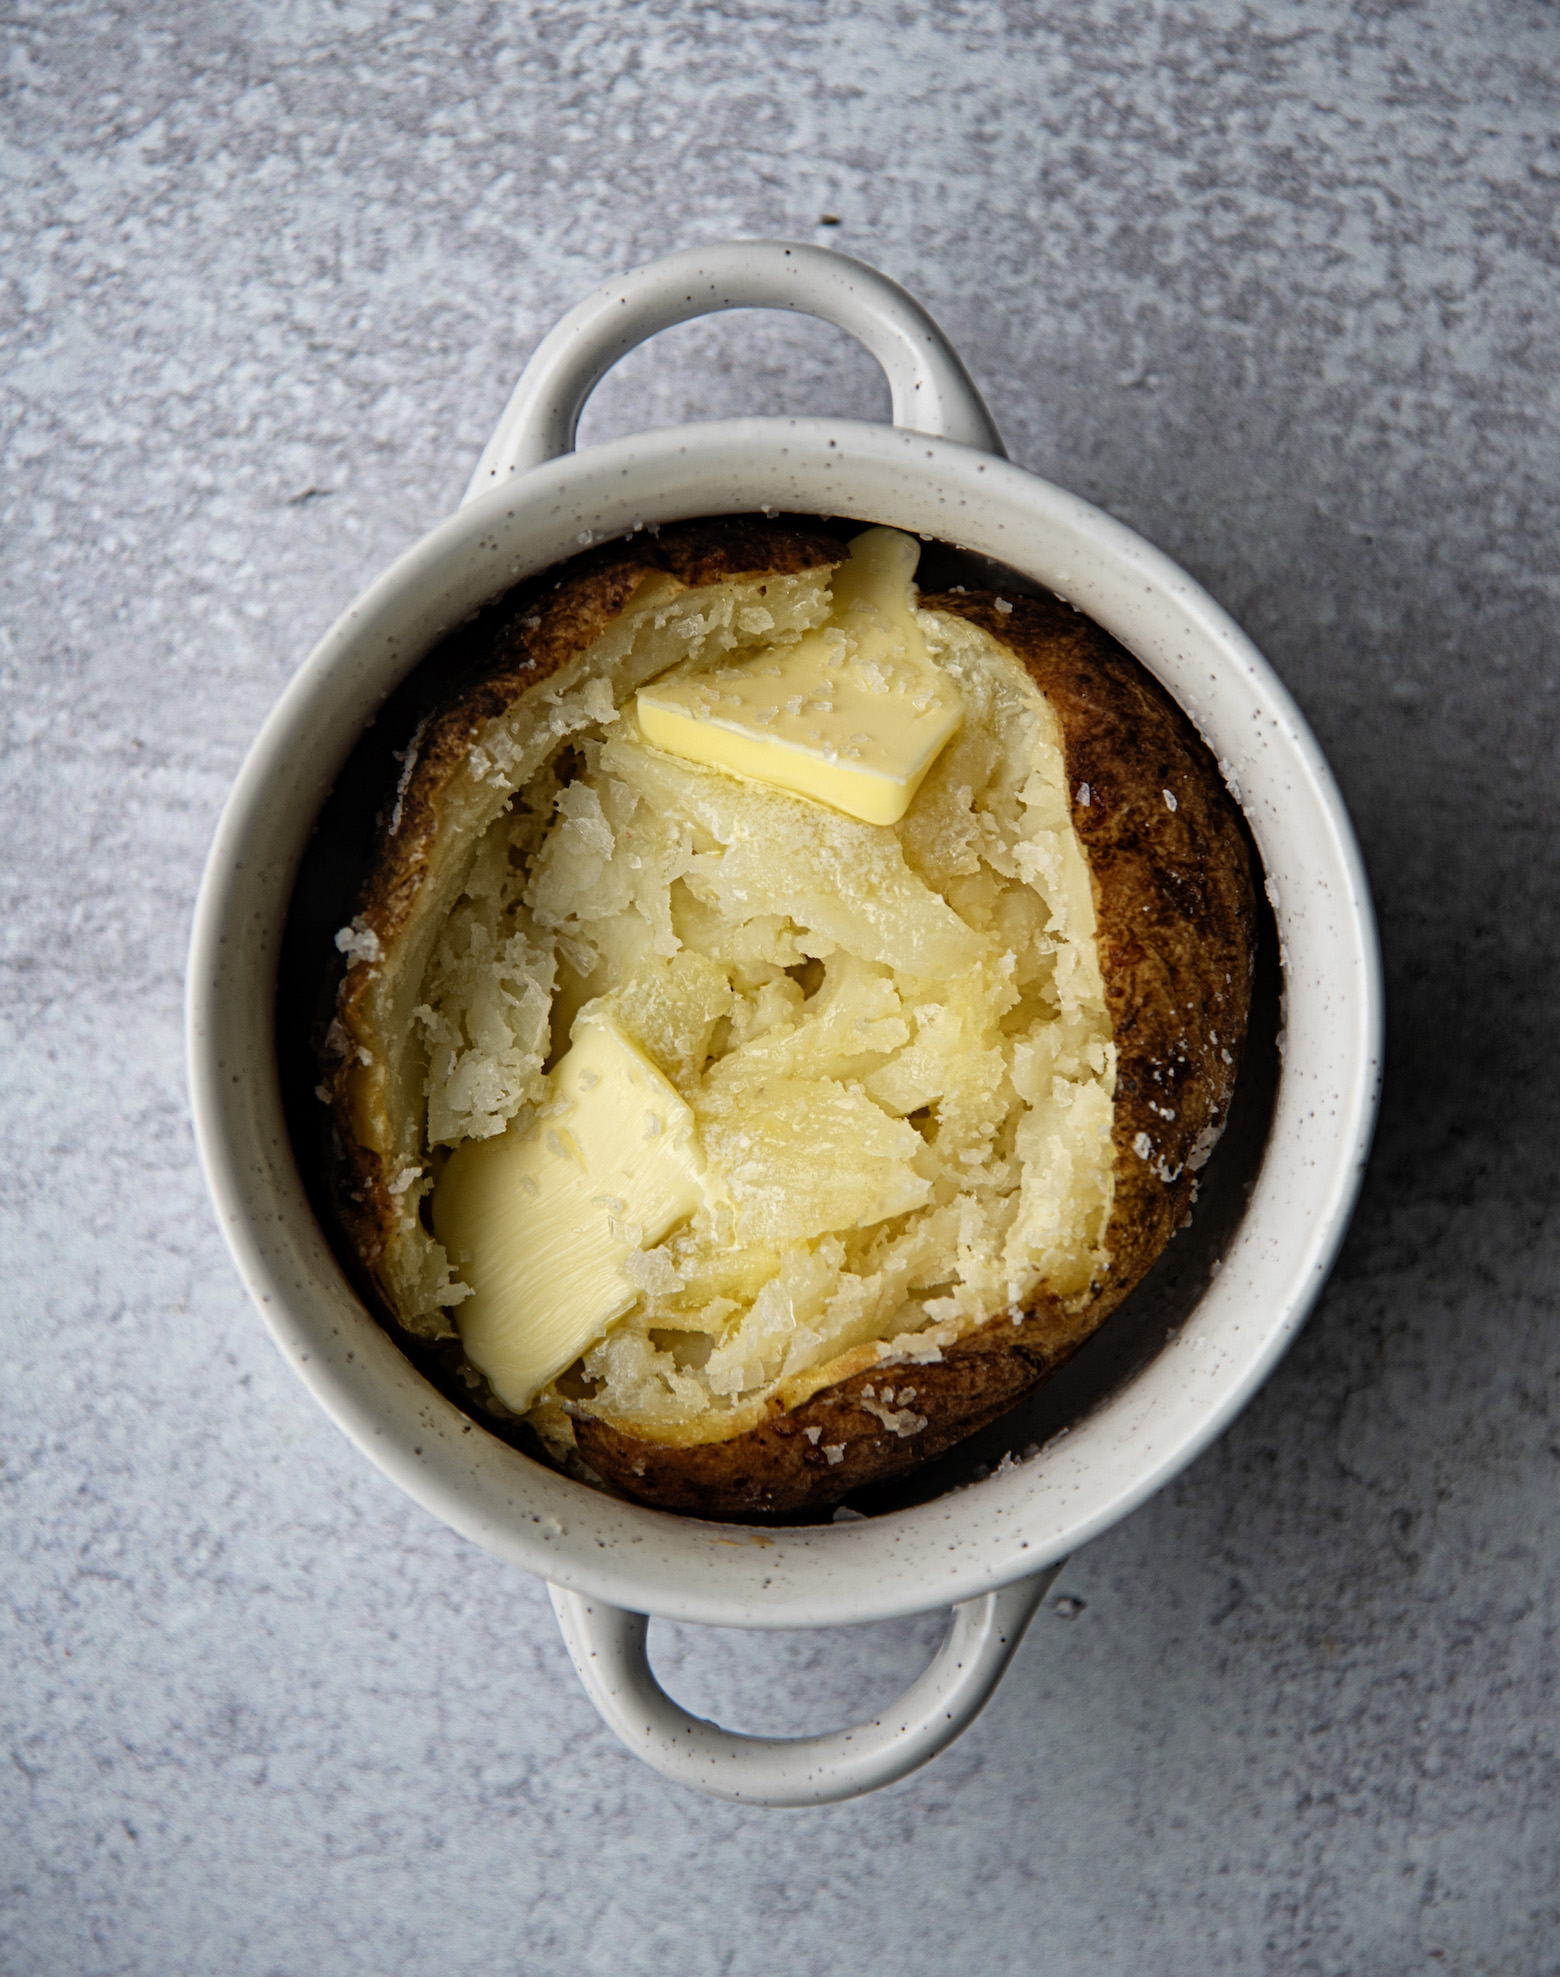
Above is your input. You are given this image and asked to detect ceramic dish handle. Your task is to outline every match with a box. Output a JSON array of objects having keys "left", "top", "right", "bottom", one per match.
[
  {"left": 462, "top": 238, "right": 1004, "bottom": 502},
  {"left": 549, "top": 1567, "right": 1058, "bottom": 1807}
]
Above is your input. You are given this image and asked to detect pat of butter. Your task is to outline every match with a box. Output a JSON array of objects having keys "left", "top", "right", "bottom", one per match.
[
  {"left": 431, "top": 1016, "right": 704, "bottom": 1412},
  {"left": 635, "top": 527, "right": 962, "bottom": 826}
]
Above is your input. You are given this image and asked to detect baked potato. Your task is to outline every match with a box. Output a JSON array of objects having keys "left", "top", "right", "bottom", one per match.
[{"left": 317, "top": 517, "right": 1256, "bottom": 1519}]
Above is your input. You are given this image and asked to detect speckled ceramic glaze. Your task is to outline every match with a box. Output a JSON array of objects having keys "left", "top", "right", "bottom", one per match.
[{"left": 188, "top": 242, "right": 1381, "bottom": 1806}]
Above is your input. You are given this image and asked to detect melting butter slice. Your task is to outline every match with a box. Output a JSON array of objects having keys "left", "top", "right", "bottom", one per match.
[
  {"left": 636, "top": 527, "right": 962, "bottom": 826},
  {"left": 432, "top": 1015, "right": 705, "bottom": 1411}
]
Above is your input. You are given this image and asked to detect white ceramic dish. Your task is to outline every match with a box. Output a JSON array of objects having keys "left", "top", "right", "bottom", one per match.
[{"left": 188, "top": 241, "right": 1381, "bottom": 1806}]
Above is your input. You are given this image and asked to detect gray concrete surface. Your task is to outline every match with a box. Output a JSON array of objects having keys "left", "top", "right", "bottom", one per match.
[{"left": 3, "top": 3, "right": 1557, "bottom": 1971}]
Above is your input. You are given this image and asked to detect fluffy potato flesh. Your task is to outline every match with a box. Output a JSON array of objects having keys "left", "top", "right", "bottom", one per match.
[{"left": 395, "top": 530, "right": 1117, "bottom": 1452}]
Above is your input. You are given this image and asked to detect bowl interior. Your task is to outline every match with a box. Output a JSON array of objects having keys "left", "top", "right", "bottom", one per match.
[{"left": 276, "top": 512, "right": 1281, "bottom": 1523}]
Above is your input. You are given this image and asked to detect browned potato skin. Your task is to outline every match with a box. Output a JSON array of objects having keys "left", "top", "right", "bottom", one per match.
[
  {"left": 320, "top": 525, "right": 1257, "bottom": 1522},
  {"left": 574, "top": 592, "right": 1257, "bottom": 1517}
]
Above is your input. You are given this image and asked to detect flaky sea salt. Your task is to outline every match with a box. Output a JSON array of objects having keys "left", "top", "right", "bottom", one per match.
[{"left": 334, "top": 918, "right": 382, "bottom": 965}]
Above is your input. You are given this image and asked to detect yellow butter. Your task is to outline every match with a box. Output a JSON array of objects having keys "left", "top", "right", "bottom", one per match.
[
  {"left": 432, "top": 1015, "right": 705, "bottom": 1411},
  {"left": 635, "top": 527, "right": 962, "bottom": 826}
]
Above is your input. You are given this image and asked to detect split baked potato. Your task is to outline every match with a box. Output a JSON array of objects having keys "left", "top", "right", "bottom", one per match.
[{"left": 318, "top": 517, "right": 1256, "bottom": 1519}]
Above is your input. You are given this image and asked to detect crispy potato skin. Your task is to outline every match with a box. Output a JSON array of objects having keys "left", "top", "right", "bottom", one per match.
[
  {"left": 320, "top": 527, "right": 1256, "bottom": 1522},
  {"left": 574, "top": 593, "right": 1257, "bottom": 1517}
]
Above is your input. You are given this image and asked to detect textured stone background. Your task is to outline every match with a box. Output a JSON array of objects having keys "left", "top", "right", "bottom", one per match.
[{"left": 3, "top": 2, "right": 1557, "bottom": 1970}]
